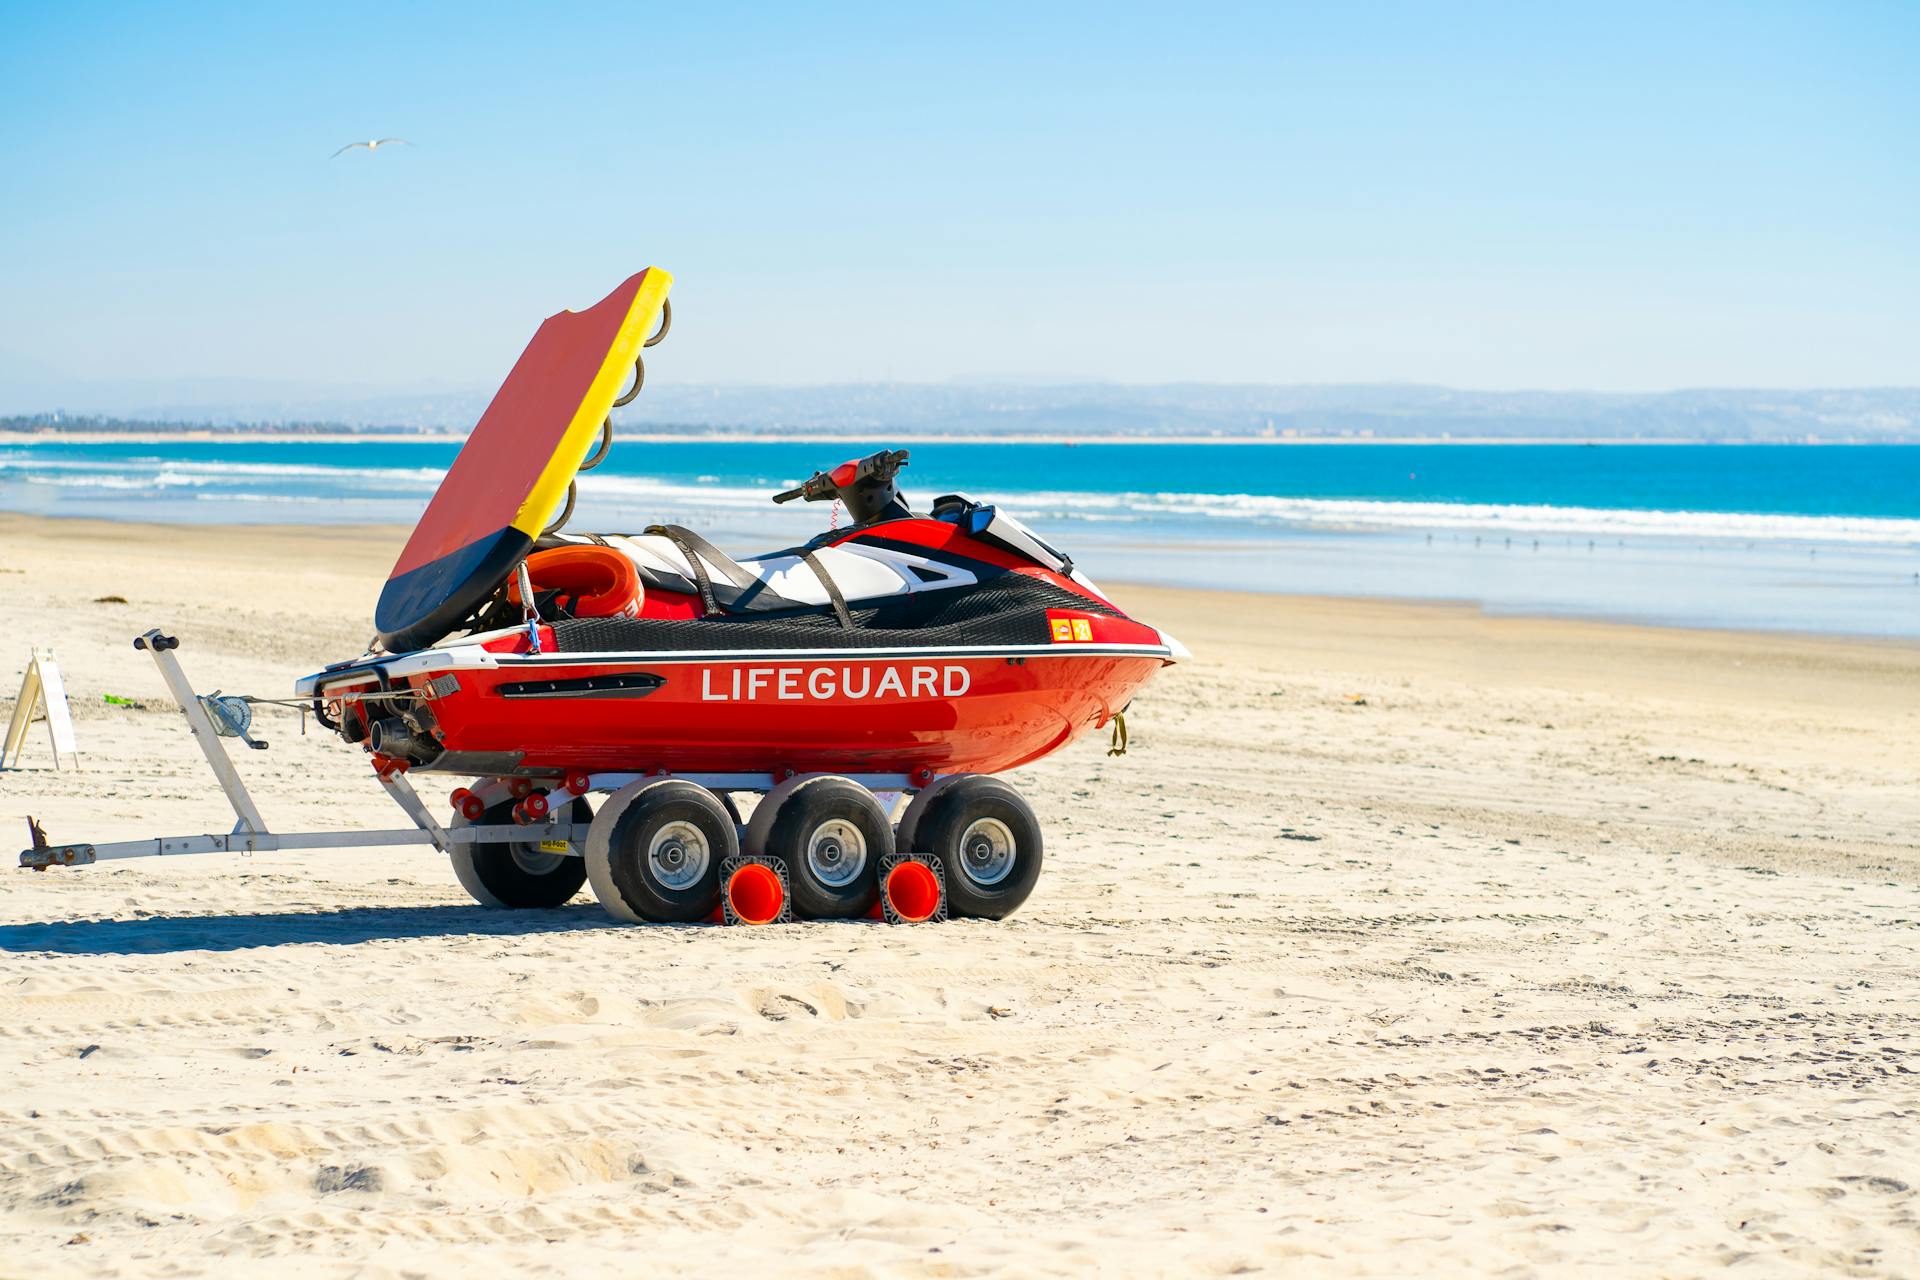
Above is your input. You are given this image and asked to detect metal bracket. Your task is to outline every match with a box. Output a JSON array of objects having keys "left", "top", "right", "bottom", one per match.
[
  {"left": 22, "top": 817, "right": 94, "bottom": 870},
  {"left": 377, "top": 769, "right": 450, "bottom": 852},
  {"left": 135, "top": 630, "right": 267, "bottom": 835},
  {"left": 21, "top": 844, "right": 95, "bottom": 870}
]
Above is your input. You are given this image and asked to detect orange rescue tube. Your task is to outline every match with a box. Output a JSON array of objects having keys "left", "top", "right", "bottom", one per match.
[{"left": 507, "top": 545, "right": 642, "bottom": 619}]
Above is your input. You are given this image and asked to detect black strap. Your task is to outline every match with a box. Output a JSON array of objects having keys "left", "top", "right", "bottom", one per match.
[
  {"left": 648, "top": 524, "right": 762, "bottom": 592},
  {"left": 644, "top": 524, "right": 802, "bottom": 612},
  {"left": 646, "top": 525, "right": 720, "bottom": 617},
  {"left": 800, "top": 551, "right": 853, "bottom": 629}
]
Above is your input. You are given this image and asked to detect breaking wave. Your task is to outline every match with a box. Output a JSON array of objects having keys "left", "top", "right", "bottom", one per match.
[
  {"left": 3, "top": 452, "right": 1916, "bottom": 546},
  {"left": 999, "top": 490, "right": 1920, "bottom": 544}
]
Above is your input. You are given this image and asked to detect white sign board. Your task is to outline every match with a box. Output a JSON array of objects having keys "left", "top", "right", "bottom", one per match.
[{"left": 2, "top": 647, "right": 80, "bottom": 770}]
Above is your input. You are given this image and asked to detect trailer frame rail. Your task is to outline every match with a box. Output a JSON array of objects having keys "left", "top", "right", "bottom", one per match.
[{"left": 19, "top": 629, "right": 589, "bottom": 871}]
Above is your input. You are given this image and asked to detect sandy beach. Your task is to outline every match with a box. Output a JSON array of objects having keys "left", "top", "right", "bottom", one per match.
[{"left": 1, "top": 512, "right": 1916, "bottom": 1277}]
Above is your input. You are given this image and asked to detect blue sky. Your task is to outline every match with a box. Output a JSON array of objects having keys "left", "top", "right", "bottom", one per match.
[{"left": 1, "top": 1, "right": 1914, "bottom": 398}]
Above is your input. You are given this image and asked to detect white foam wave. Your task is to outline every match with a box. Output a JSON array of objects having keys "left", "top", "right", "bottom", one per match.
[
  {"left": 0, "top": 456, "right": 445, "bottom": 485},
  {"left": 191, "top": 492, "right": 337, "bottom": 504},
  {"left": 996, "top": 489, "right": 1920, "bottom": 545},
  {"left": 576, "top": 473, "right": 775, "bottom": 510},
  {"left": 4, "top": 455, "right": 1914, "bottom": 546}
]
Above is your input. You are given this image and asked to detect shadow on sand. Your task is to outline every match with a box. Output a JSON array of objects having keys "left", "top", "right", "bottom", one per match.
[{"left": 0, "top": 903, "right": 632, "bottom": 955}]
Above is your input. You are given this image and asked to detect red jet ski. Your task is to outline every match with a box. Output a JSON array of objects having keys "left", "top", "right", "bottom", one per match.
[{"left": 296, "top": 270, "right": 1184, "bottom": 925}]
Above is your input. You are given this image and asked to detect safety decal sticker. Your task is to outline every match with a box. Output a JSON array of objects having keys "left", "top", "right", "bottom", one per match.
[{"left": 1047, "top": 614, "right": 1095, "bottom": 642}]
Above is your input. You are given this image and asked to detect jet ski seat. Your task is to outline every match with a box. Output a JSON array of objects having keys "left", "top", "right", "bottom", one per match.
[
  {"left": 535, "top": 526, "right": 978, "bottom": 617},
  {"left": 551, "top": 570, "right": 1118, "bottom": 653}
]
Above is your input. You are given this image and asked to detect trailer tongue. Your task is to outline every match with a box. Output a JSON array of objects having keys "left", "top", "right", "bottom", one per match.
[{"left": 19, "top": 629, "right": 589, "bottom": 872}]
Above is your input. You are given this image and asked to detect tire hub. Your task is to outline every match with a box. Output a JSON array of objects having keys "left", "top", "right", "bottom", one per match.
[
  {"left": 648, "top": 820, "right": 711, "bottom": 890},
  {"left": 958, "top": 817, "right": 1016, "bottom": 887},
  {"left": 806, "top": 818, "right": 867, "bottom": 888},
  {"left": 509, "top": 843, "right": 567, "bottom": 876}
]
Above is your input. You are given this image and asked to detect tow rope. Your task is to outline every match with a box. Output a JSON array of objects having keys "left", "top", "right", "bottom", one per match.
[{"left": 1107, "top": 711, "right": 1129, "bottom": 756}]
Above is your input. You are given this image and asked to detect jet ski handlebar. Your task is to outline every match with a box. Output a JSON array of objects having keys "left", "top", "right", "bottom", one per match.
[{"left": 772, "top": 449, "right": 911, "bottom": 520}]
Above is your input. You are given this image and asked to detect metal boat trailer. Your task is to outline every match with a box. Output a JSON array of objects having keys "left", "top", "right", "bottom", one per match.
[
  {"left": 18, "top": 629, "right": 977, "bottom": 926},
  {"left": 18, "top": 629, "right": 597, "bottom": 871}
]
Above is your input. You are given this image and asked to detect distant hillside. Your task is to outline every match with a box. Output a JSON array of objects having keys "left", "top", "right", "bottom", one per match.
[
  {"left": 0, "top": 413, "right": 441, "bottom": 436},
  {"left": 624, "top": 384, "right": 1920, "bottom": 442},
  {"left": 4, "top": 385, "right": 1916, "bottom": 442}
]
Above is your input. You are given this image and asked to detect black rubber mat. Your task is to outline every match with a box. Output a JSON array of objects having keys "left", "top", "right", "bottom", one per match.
[{"left": 551, "top": 574, "right": 1119, "bottom": 653}]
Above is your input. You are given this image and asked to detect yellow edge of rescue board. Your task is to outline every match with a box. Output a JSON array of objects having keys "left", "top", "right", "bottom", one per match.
[{"left": 510, "top": 267, "right": 674, "bottom": 538}]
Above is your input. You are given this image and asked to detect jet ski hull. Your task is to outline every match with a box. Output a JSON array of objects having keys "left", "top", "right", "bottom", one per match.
[{"left": 309, "top": 638, "right": 1171, "bottom": 777}]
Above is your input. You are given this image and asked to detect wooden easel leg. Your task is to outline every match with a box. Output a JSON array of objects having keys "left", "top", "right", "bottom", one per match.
[{"left": 2, "top": 661, "right": 44, "bottom": 770}]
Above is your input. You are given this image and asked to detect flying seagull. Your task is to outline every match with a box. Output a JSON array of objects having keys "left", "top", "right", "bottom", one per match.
[{"left": 331, "top": 138, "right": 410, "bottom": 159}]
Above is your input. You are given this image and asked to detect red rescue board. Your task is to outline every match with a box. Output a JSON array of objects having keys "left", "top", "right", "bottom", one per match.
[{"left": 374, "top": 269, "right": 672, "bottom": 652}]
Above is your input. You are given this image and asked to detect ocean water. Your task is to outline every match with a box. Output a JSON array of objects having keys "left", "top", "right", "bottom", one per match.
[{"left": 2, "top": 439, "right": 1916, "bottom": 637}]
